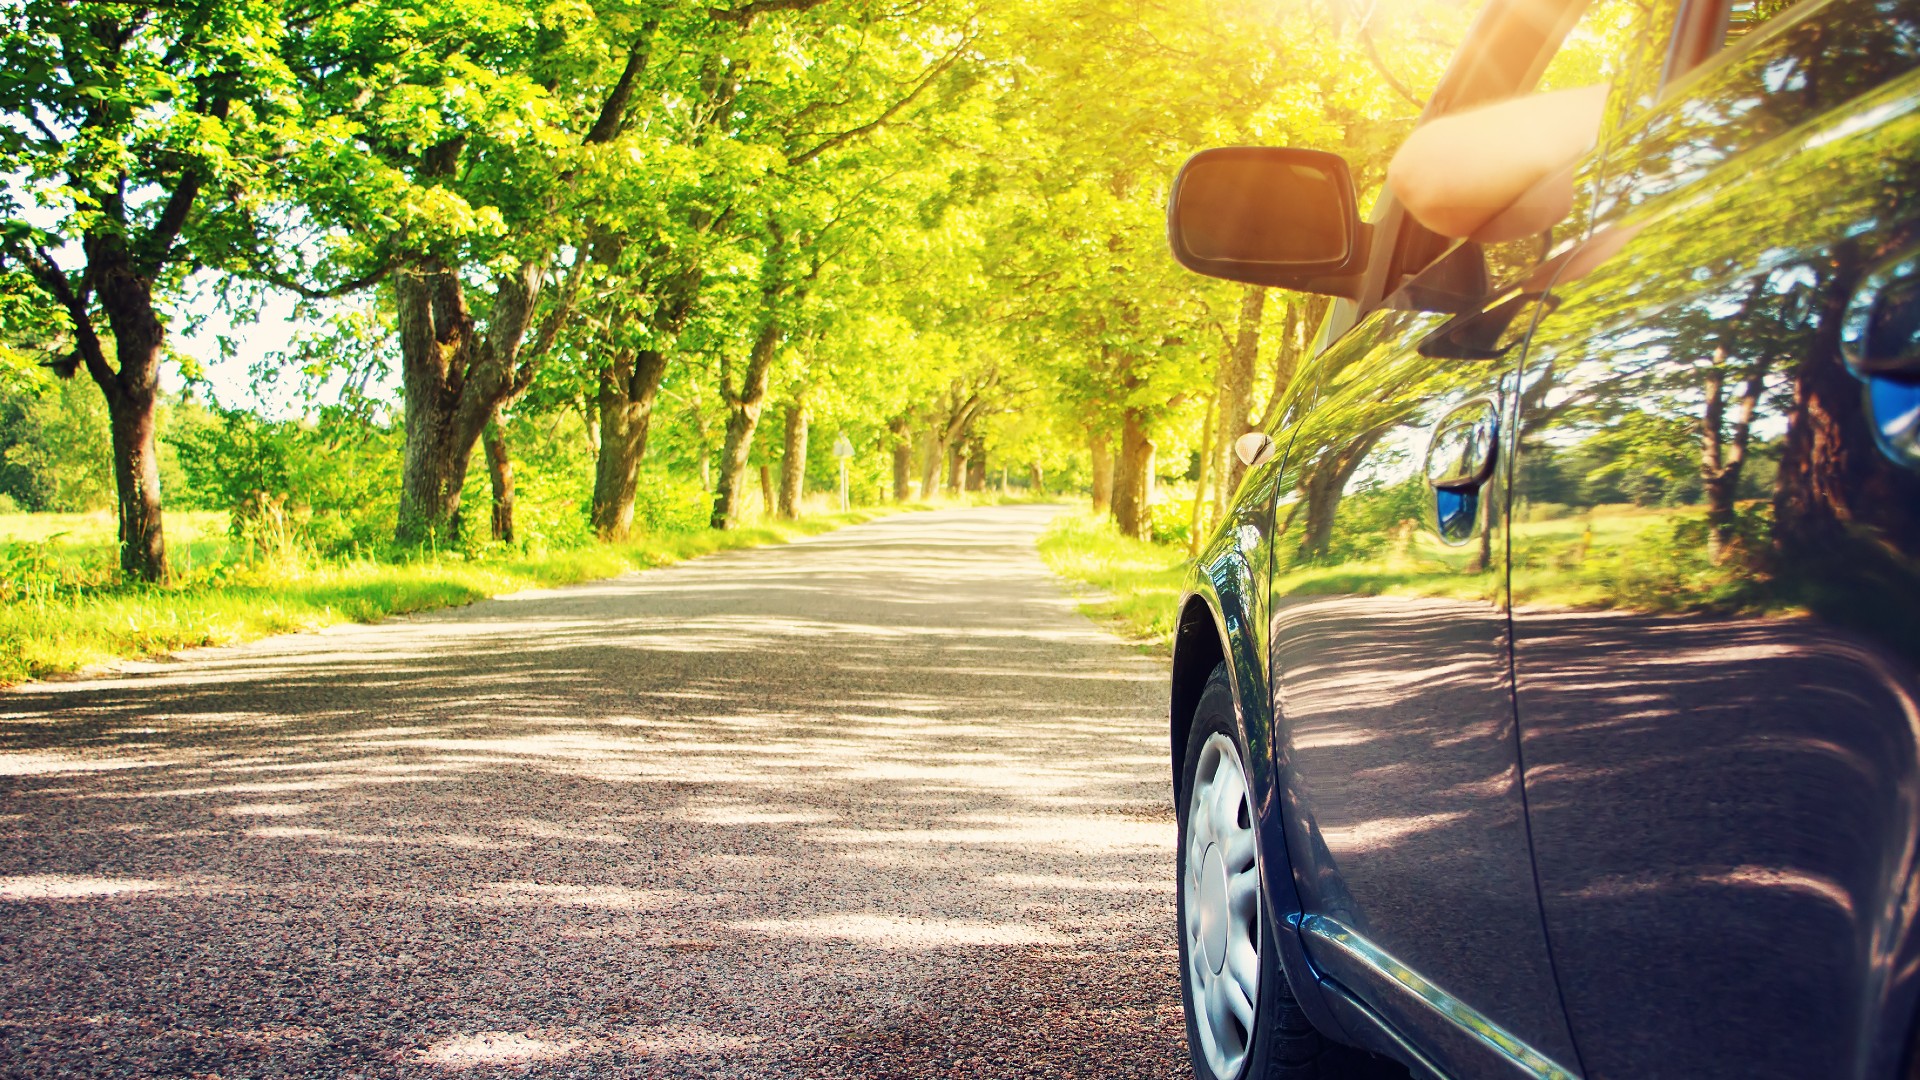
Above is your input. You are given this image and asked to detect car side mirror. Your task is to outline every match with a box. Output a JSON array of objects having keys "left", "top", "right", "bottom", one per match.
[{"left": 1167, "top": 147, "right": 1370, "bottom": 298}]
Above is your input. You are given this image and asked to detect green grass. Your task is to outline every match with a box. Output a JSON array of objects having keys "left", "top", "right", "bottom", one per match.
[
  {"left": 0, "top": 507, "right": 915, "bottom": 686},
  {"left": 1037, "top": 511, "right": 1190, "bottom": 652},
  {"left": 1032, "top": 503, "right": 1724, "bottom": 656}
]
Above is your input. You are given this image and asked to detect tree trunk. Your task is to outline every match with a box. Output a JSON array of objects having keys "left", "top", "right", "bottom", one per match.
[
  {"left": 1090, "top": 431, "right": 1114, "bottom": 515},
  {"left": 965, "top": 433, "right": 987, "bottom": 492},
  {"left": 1029, "top": 461, "right": 1044, "bottom": 493},
  {"left": 91, "top": 257, "right": 170, "bottom": 581},
  {"left": 105, "top": 386, "right": 167, "bottom": 581},
  {"left": 590, "top": 348, "right": 671, "bottom": 540},
  {"left": 32, "top": 138, "right": 193, "bottom": 582},
  {"left": 921, "top": 424, "right": 944, "bottom": 500},
  {"left": 712, "top": 316, "right": 782, "bottom": 529},
  {"left": 1189, "top": 394, "right": 1217, "bottom": 555},
  {"left": 759, "top": 465, "right": 775, "bottom": 516},
  {"left": 778, "top": 392, "right": 809, "bottom": 518},
  {"left": 483, "top": 414, "right": 515, "bottom": 543},
  {"left": 1218, "top": 285, "right": 1266, "bottom": 500},
  {"left": 1299, "top": 460, "right": 1346, "bottom": 561},
  {"left": 1298, "top": 434, "right": 1381, "bottom": 560},
  {"left": 946, "top": 439, "right": 966, "bottom": 494},
  {"left": 890, "top": 417, "right": 913, "bottom": 501},
  {"left": 1111, "top": 411, "right": 1156, "bottom": 540},
  {"left": 394, "top": 259, "right": 543, "bottom": 545}
]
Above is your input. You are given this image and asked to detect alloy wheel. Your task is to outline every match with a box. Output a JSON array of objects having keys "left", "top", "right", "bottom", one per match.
[{"left": 1184, "top": 731, "right": 1262, "bottom": 1080}]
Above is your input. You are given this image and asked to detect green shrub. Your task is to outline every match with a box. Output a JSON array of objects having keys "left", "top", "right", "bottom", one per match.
[
  {"left": 0, "top": 376, "right": 112, "bottom": 511},
  {"left": 171, "top": 405, "right": 400, "bottom": 557},
  {"left": 1147, "top": 500, "right": 1190, "bottom": 548},
  {"left": 633, "top": 468, "right": 715, "bottom": 533}
]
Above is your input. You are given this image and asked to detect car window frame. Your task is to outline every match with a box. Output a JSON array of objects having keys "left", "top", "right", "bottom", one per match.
[
  {"left": 1659, "top": 0, "right": 1839, "bottom": 93},
  {"left": 1327, "top": 0, "right": 1637, "bottom": 342}
]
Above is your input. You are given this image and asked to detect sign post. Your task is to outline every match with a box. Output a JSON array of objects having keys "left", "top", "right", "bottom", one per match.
[{"left": 832, "top": 434, "right": 854, "bottom": 512}]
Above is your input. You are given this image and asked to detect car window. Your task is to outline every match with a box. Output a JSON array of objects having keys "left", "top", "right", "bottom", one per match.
[
  {"left": 1659, "top": 0, "right": 1822, "bottom": 89},
  {"left": 1591, "top": 0, "right": 1914, "bottom": 230},
  {"left": 1387, "top": 0, "right": 1674, "bottom": 297}
]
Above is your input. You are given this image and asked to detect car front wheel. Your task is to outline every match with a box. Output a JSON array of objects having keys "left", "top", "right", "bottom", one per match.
[{"left": 1178, "top": 663, "right": 1348, "bottom": 1080}]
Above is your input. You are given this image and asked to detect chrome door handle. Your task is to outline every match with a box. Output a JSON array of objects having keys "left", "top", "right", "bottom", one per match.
[
  {"left": 1425, "top": 399, "right": 1501, "bottom": 545},
  {"left": 1844, "top": 255, "right": 1920, "bottom": 379}
]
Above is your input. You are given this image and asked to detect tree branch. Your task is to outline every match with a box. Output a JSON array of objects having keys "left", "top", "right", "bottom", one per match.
[
  {"left": 786, "top": 33, "right": 973, "bottom": 167},
  {"left": 261, "top": 260, "right": 397, "bottom": 300},
  {"left": 20, "top": 243, "right": 116, "bottom": 390},
  {"left": 707, "top": 0, "right": 831, "bottom": 26},
  {"left": 584, "top": 24, "right": 658, "bottom": 145},
  {"left": 1358, "top": 28, "right": 1424, "bottom": 109}
]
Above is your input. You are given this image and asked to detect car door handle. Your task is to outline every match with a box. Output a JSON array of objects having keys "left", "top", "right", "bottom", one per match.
[
  {"left": 1844, "top": 255, "right": 1920, "bottom": 379},
  {"left": 1425, "top": 399, "right": 1501, "bottom": 492},
  {"left": 1426, "top": 399, "right": 1500, "bottom": 545}
]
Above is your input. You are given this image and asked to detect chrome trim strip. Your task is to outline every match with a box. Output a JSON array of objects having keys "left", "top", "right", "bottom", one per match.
[
  {"left": 1298, "top": 914, "right": 1581, "bottom": 1080},
  {"left": 1317, "top": 979, "right": 1453, "bottom": 1080}
]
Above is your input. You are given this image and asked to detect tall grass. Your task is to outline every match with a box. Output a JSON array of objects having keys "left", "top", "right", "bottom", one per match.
[
  {"left": 0, "top": 508, "right": 913, "bottom": 685},
  {"left": 1037, "top": 511, "right": 1190, "bottom": 651}
]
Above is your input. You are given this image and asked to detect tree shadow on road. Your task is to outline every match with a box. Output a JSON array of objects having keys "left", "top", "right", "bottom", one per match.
[{"left": 0, "top": 509, "right": 1187, "bottom": 1078}]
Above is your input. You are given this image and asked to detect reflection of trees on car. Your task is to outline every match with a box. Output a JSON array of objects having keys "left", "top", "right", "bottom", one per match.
[{"left": 1504, "top": 2, "right": 1920, "bottom": 646}]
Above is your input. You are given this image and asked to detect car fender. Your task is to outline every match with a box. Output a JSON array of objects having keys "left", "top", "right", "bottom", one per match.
[{"left": 1174, "top": 546, "right": 1354, "bottom": 1044}]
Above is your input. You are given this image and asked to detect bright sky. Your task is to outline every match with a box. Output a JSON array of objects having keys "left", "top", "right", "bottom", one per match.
[
  {"left": 9, "top": 171, "right": 377, "bottom": 418},
  {"left": 168, "top": 289, "right": 320, "bottom": 416}
]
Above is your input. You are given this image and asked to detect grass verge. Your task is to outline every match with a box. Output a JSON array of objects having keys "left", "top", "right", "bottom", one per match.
[
  {"left": 1037, "top": 511, "right": 1190, "bottom": 653},
  {"left": 1, "top": 507, "right": 910, "bottom": 686}
]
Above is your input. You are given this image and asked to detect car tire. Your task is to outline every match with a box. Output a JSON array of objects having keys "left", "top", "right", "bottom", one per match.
[{"left": 1177, "top": 663, "right": 1349, "bottom": 1080}]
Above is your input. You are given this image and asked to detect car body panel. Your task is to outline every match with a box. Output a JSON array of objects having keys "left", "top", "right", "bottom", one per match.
[
  {"left": 1508, "top": 4, "right": 1920, "bottom": 1077},
  {"left": 1264, "top": 286, "right": 1577, "bottom": 1078}
]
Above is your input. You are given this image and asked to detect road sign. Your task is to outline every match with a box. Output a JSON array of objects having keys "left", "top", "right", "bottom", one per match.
[{"left": 833, "top": 435, "right": 853, "bottom": 511}]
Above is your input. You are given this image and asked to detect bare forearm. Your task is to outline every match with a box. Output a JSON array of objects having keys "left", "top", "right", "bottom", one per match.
[{"left": 1387, "top": 84, "right": 1609, "bottom": 241}]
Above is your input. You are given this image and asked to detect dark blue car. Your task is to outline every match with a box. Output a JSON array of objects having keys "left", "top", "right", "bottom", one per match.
[{"left": 1164, "top": 1, "right": 1920, "bottom": 1078}]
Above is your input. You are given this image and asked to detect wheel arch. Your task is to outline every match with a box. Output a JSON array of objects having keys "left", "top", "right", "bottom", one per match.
[
  {"left": 1171, "top": 581, "right": 1360, "bottom": 1052},
  {"left": 1171, "top": 591, "right": 1230, "bottom": 803}
]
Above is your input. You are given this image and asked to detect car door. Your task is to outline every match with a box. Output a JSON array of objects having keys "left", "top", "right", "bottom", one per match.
[
  {"left": 1264, "top": 5, "right": 1668, "bottom": 1073},
  {"left": 1509, "top": 2, "right": 1920, "bottom": 1077},
  {"left": 1272, "top": 278, "right": 1571, "bottom": 1076}
]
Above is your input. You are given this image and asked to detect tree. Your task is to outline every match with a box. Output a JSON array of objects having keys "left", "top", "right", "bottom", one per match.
[
  {"left": 0, "top": 0, "right": 291, "bottom": 578},
  {"left": 261, "top": 0, "right": 669, "bottom": 543}
]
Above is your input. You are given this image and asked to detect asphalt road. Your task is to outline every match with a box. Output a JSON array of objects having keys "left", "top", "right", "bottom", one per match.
[{"left": 0, "top": 505, "right": 1185, "bottom": 1079}]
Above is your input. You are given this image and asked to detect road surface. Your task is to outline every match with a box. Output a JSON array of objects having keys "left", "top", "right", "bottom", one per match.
[{"left": 0, "top": 505, "right": 1185, "bottom": 1078}]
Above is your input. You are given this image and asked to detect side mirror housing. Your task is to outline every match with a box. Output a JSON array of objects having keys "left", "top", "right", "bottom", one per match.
[{"left": 1167, "top": 147, "right": 1369, "bottom": 298}]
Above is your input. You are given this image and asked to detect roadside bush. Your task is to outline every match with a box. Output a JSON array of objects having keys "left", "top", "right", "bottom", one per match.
[
  {"left": 633, "top": 468, "right": 715, "bottom": 533},
  {"left": 1318, "top": 476, "right": 1425, "bottom": 564},
  {"left": 1148, "top": 499, "right": 1190, "bottom": 548},
  {"left": 1595, "top": 504, "right": 1772, "bottom": 610},
  {"left": 0, "top": 376, "right": 112, "bottom": 512},
  {"left": 171, "top": 405, "right": 400, "bottom": 558}
]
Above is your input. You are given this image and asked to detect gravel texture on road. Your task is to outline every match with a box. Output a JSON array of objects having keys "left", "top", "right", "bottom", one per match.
[{"left": 0, "top": 505, "right": 1186, "bottom": 1079}]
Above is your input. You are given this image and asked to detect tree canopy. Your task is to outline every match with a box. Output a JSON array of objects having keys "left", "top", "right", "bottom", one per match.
[{"left": 1, "top": 0, "right": 1453, "bottom": 570}]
